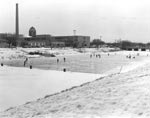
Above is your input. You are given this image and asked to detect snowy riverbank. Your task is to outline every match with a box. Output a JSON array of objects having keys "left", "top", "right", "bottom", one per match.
[
  {"left": 0, "top": 47, "right": 135, "bottom": 60},
  {"left": 0, "top": 66, "right": 103, "bottom": 111},
  {"left": 1, "top": 54, "right": 150, "bottom": 118},
  {"left": 1, "top": 48, "right": 150, "bottom": 118},
  {"left": 0, "top": 55, "right": 148, "bottom": 111}
]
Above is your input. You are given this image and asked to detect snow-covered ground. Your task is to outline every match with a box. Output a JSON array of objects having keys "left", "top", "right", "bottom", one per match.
[
  {"left": 1, "top": 53, "right": 150, "bottom": 118},
  {"left": 0, "top": 47, "right": 149, "bottom": 59},
  {"left": 0, "top": 48, "right": 81, "bottom": 60},
  {"left": 0, "top": 66, "right": 103, "bottom": 111},
  {"left": 1, "top": 48, "right": 150, "bottom": 118}
]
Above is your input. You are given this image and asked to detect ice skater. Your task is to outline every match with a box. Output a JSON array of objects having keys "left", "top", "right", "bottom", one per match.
[
  {"left": 63, "top": 57, "right": 66, "bottom": 62},
  {"left": 24, "top": 57, "right": 28, "bottom": 67},
  {"left": 128, "top": 55, "right": 131, "bottom": 59},
  {"left": 57, "top": 58, "right": 59, "bottom": 63},
  {"left": 99, "top": 54, "right": 101, "bottom": 58}
]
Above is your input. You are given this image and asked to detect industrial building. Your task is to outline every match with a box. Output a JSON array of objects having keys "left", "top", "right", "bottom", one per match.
[
  {"left": 0, "top": 3, "right": 91, "bottom": 48},
  {"left": 0, "top": 27, "right": 90, "bottom": 48},
  {"left": 53, "top": 36, "right": 90, "bottom": 48},
  {"left": 24, "top": 35, "right": 52, "bottom": 47},
  {"left": 23, "top": 27, "right": 90, "bottom": 48},
  {"left": 23, "top": 27, "right": 53, "bottom": 47}
]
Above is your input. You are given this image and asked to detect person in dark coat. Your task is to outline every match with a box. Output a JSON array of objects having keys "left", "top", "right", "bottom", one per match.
[
  {"left": 24, "top": 57, "right": 28, "bottom": 67},
  {"left": 57, "top": 59, "right": 59, "bottom": 63},
  {"left": 99, "top": 54, "right": 101, "bottom": 58},
  {"left": 63, "top": 57, "right": 66, "bottom": 62}
]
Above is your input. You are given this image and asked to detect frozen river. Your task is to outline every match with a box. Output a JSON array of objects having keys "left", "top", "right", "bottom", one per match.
[{"left": 3, "top": 53, "right": 143, "bottom": 74}]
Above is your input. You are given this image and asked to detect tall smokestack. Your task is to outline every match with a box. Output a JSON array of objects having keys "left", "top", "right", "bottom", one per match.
[{"left": 16, "top": 3, "right": 19, "bottom": 43}]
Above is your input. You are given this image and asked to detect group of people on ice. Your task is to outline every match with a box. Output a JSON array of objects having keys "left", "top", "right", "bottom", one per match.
[{"left": 56, "top": 57, "right": 66, "bottom": 63}]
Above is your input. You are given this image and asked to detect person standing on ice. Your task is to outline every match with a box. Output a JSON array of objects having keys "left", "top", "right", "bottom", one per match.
[
  {"left": 24, "top": 57, "right": 28, "bottom": 67},
  {"left": 63, "top": 57, "right": 66, "bottom": 62},
  {"left": 99, "top": 54, "right": 101, "bottom": 58},
  {"left": 57, "top": 58, "right": 59, "bottom": 63}
]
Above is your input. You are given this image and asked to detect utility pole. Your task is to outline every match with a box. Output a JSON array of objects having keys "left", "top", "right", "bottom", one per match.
[
  {"left": 73, "top": 30, "right": 76, "bottom": 36},
  {"left": 100, "top": 36, "right": 102, "bottom": 41}
]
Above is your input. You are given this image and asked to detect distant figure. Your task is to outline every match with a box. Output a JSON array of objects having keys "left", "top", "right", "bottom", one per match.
[
  {"left": 108, "top": 53, "right": 110, "bottom": 56},
  {"left": 57, "top": 59, "right": 59, "bottom": 63},
  {"left": 128, "top": 55, "right": 131, "bottom": 59},
  {"left": 99, "top": 54, "right": 101, "bottom": 58},
  {"left": 90, "top": 54, "right": 92, "bottom": 58},
  {"left": 63, "top": 57, "right": 66, "bottom": 62},
  {"left": 24, "top": 57, "right": 28, "bottom": 67}
]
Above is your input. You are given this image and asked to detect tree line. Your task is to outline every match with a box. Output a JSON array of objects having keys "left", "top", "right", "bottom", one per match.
[{"left": 90, "top": 39, "right": 150, "bottom": 49}]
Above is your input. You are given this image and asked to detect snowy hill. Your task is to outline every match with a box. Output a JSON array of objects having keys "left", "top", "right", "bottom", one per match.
[{"left": 1, "top": 62, "right": 150, "bottom": 118}]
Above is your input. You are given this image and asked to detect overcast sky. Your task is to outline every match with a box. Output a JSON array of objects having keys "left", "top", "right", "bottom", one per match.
[{"left": 1, "top": 0, "right": 150, "bottom": 42}]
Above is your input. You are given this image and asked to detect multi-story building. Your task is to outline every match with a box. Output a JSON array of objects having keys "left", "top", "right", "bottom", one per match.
[
  {"left": 53, "top": 36, "right": 90, "bottom": 48},
  {"left": 24, "top": 34, "right": 53, "bottom": 47},
  {"left": 24, "top": 27, "right": 90, "bottom": 48},
  {"left": 23, "top": 27, "right": 52, "bottom": 47},
  {"left": 0, "top": 26, "right": 90, "bottom": 48}
]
